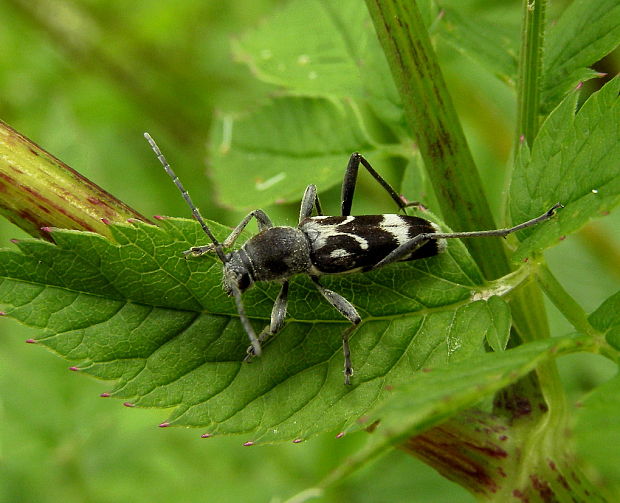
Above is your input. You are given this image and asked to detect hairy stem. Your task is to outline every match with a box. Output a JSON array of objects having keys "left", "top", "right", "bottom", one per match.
[
  {"left": 536, "top": 264, "right": 597, "bottom": 337},
  {"left": 0, "top": 120, "right": 149, "bottom": 239},
  {"left": 364, "top": 0, "right": 510, "bottom": 281},
  {"left": 516, "top": 0, "right": 546, "bottom": 145}
]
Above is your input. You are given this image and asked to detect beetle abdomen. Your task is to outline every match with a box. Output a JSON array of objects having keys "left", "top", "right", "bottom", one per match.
[{"left": 300, "top": 214, "right": 444, "bottom": 274}]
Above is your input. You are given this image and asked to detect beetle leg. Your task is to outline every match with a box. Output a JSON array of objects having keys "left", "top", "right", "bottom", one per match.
[
  {"left": 311, "top": 276, "right": 361, "bottom": 385},
  {"left": 185, "top": 209, "right": 273, "bottom": 256},
  {"left": 244, "top": 281, "right": 289, "bottom": 361},
  {"left": 341, "top": 153, "right": 407, "bottom": 216}
]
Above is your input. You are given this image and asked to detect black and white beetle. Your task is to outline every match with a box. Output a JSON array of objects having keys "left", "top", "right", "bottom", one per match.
[{"left": 144, "top": 133, "right": 561, "bottom": 385}]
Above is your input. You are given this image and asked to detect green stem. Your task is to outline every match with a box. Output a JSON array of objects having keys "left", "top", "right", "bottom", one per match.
[
  {"left": 0, "top": 120, "right": 149, "bottom": 240},
  {"left": 364, "top": 0, "right": 554, "bottom": 359},
  {"left": 505, "top": 0, "right": 560, "bottom": 403},
  {"left": 536, "top": 264, "right": 598, "bottom": 337},
  {"left": 516, "top": 0, "right": 546, "bottom": 146},
  {"left": 363, "top": 0, "right": 510, "bottom": 281},
  {"left": 363, "top": 0, "right": 553, "bottom": 349}
]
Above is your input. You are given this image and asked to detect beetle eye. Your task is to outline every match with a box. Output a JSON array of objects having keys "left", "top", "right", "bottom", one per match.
[{"left": 237, "top": 272, "right": 251, "bottom": 292}]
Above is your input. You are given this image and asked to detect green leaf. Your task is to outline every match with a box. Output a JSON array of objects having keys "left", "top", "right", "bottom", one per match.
[
  {"left": 209, "top": 97, "right": 379, "bottom": 209},
  {"left": 0, "top": 217, "right": 542, "bottom": 443},
  {"left": 321, "top": 336, "right": 588, "bottom": 481},
  {"left": 589, "top": 291, "right": 620, "bottom": 350},
  {"left": 483, "top": 295, "right": 511, "bottom": 352},
  {"left": 573, "top": 372, "right": 620, "bottom": 492},
  {"left": 510, "top": 76, "right": 620, "bottom": 261},
  {"left": 542, "top": 0, "right": 620, "bottom": 112},
  {"left": 438, "top": 6, "right": 519, "bottom": 87},
  {"left": 360, "top": 337, "right": 584, "bottom": 438},
  {"left": 233, "top": 0, "right": 402, "bottom": 122}
]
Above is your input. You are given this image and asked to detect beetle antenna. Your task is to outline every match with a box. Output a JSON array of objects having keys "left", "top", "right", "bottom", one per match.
[
  {"left": 144, "top": 132, "right": 227, "bottom": 263},
  {"left": 430, "top": 202, "right": 564, "bottom": 240}
]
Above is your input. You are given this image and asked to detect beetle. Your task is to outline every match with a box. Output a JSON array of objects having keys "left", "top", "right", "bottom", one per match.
[{"left": 144, "top": 133, "right": 561, "bottom": 384}]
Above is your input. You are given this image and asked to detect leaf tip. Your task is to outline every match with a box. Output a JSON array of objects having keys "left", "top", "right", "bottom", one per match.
[
  {"left": 153, "top": 215, "right": 167, "bottom": 221},
  {"left": 292, "top": 438, "right": 303, "bottom": 444},
  {"left": 335, "top": 432, "right": 345, "bottom": 439},
  {"left": 243, "top": 441, "right": 255, "bottom": 447},
  {"left": 41, "top": 226, "right": 55, "bottom": 233},
  {"left": 158, "top": 422, "right": 170, "bottom": 428},
  {"left": 25, "top": 338, "right": 37, "bottom": 344},
  {"left": 9, "top": 239, "right": 20, "bottom": 244},
  {"left": 101, "top": 218, "right": 111, "bottom": 225},
  {"left": 100, "top": 392, "right": 111, "bottom": 398},
  {"left": 0, "top": 311, "right": 7, "bottom": 317},
  {"left": 123, "top": 402, "right": 136, "bottom": 408},
  {"left": 68, "top": 366, "right": 80, "bottom": 372},
  {"left": 200, "top": 433, "right": 212, "bottom": 439}
]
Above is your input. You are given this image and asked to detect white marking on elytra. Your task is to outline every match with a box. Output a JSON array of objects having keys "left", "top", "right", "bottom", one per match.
[
  {"left": 330, "top": 249, "right": 351, "bottom": 258},
  {"left": 304, "top": 216, "right": 369, "bottom": 250},
  {"left": 430, "top": 222, "right": 447, "bottom": 253},
  {"left": 256, "top": 172, "right": 286, "bottom": 191},
  {"left": 379, "top": 214, "right": 411, "bottom": 245}
]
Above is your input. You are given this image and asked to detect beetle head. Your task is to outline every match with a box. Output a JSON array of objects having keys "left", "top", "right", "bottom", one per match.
[{"left": 222, "top": 253, "right": 254, "bottom": 295}]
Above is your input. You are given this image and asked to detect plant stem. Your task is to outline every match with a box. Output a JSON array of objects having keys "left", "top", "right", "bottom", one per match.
[
  {"left": 0, "top": 120, "right": 149, "bottom": 240},
  {"left": 362, "top": 1, "right": 603, "bottom": 499},
  {"left": 364, "top": 0, "right": 510, "bottom": 281},
  {"left": 536, "top": 264, "right": 597, "bottom": 337},
  {"left": 516, "top": 0, "right": 546, "bottom": 146},
  {"left": 363, "top": 0, "right": 553, "bottom": 349},
  {"left": 402, "top": 410, "right": 606, "bottom": 502}
]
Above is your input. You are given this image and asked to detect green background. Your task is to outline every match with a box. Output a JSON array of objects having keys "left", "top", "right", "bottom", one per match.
[{"left": 0, "top": 1, "right": 618, "bottom": 501}]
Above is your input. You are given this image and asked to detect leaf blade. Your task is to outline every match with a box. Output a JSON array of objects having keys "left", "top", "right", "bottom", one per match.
[
  {"left": 0, "top": 218, "right": 529, "bottom": 443},
  {"left": 542, "top": 0, "right": 620, "bottom": 112},
  {"left": 510, "top": 77, "right": 620, "bottom": 260}
]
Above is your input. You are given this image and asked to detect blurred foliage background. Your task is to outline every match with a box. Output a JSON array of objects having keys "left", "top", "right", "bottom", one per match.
[{"left": 0, "top": 0, "right": 618, "bottom": 502}]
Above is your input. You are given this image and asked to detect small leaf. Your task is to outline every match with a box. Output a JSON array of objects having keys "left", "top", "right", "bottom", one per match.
[
  {"left": 510, "top": 76, "right": 620, "bottom": 261},
  {"left": 542, "top": 0, "right": 620, "bottom": 112},
  {"left": 484, "top": 295, "right": 511, "bottom": 352},
  {"left": 589, "top": 291, "right": 620, "bottom": 350}
]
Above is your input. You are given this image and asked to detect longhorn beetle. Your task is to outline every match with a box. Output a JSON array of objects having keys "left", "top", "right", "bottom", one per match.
[{"left": 144, "top": 133, "right": 562, "bottom": 385}]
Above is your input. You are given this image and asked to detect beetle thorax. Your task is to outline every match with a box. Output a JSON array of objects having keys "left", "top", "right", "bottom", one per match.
[{"left": 222, "top": 226, "right": 312, "bottom": 294}]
